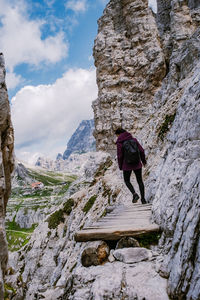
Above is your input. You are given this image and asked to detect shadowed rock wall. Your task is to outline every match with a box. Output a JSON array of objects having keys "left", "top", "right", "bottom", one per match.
[
  {"left": 157, "top": 0, "right": 200, "bottom": 61},
  {"left": 0, "top": 53, "right": 14, "bottom": 298}
]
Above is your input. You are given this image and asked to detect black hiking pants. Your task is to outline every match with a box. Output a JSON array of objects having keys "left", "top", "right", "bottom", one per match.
[{"left": 123, "top": 168, "right": 145, "bottom": 200}]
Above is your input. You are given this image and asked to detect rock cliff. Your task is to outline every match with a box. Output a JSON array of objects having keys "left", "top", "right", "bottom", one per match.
[
  {"left": 0, "top": 53, "right": 14, "bottom": 298},
  {"left": 92, "top": 0, "right": 166, "bottom": 154},
  {"left": 62, "top": 119, "right": 96, "bottom": 160},
  {"left": 93, "top": 1, "right": 200, "bottom": 299}
]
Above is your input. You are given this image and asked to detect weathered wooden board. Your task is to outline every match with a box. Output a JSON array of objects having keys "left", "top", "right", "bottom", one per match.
[
  {"left": 75, "top": 225, "right": 160, "bottom": 242},
  {"left": 75, "top": 204, "right": 160, "bottom": 242}
]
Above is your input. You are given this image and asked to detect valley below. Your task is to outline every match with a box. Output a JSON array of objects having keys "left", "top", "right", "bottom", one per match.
[{"left": 6, "top": 165, "right": 77, "bottom": 253}]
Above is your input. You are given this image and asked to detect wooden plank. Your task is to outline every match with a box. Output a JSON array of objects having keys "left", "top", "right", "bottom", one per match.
[
  {"left": 105, "top": 210, "right": 152, "bottom": 214},
  {"left": 84, "top": 224, "right": 152, "bottom": 230},
  {"left": 100, "top": 214, "right": 151, "bottom": 222},
  {"left": 109, "top": 205, "right": 152, "bottom": 211},
  {"left": 120, "top": 208, "right": 152, "bottom": 212},
  {"left": 109, "top": 210, "right": 152, "bottom": 215},
  {"left": 100, "top": 212, "right": 152, "bottom": 218},
  {"left": 85, "top": 222, "right": 152, "bottom": 228},
  {"left": 86, "top": 219, "right": 151, "bottom": 225},
  {"left": 74, "top": 204, "right": 159, "bottom": 242},
  {"left": 92, "top": 219, "right": 152, "bottom": 225},
  {"left": 75, "top": 224, "right": 160, "bottom": 242},
  {"left": 94, "top": 217, "right": 152, "bottom": 223},
  {"left": 93, "top": 219, "right": 151, "bottom": 224}
]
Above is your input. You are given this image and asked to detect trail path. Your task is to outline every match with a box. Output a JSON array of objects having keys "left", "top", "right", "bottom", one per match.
[{"left": 75, "top": 203, "right": 160, "bottom": 242}]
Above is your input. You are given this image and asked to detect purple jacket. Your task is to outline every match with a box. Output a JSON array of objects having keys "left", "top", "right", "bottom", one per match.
[{"left": 116, "top": 131, "right": 146, "bottom": 171}]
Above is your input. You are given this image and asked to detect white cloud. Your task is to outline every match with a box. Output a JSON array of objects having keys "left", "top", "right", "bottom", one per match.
[
  {"left": 11, "top": 68, "right": 98, "bottom": 162},
  {"left": 66, "top": 0, "right": 87, "bottom": 13},
  {"left": 0, "top": 0, "right": 68, "bottom": 76},
  {"left": 6, "top": 71, "right": 23, "bottom": 89},
  {"left": 17, "top": 151, "right": 44, "bottom": 166},
  {"left": 148, "top": 0, "right": 157, "bottom": 13}
]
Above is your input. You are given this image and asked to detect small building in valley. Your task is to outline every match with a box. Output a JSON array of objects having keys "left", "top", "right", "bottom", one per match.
[{"left": 31, "top": 182, "right": 44, "bottom": 190}]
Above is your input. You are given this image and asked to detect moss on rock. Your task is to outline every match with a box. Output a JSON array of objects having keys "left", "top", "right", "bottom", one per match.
[
  {"left": 158, "top": 112, "right": 176, "bottom": 141},
  {"left": 83, "top": 195, "right": 97, "bottom": 213},
  {"left": 63, "top": 198, "right": 74, "bottom": 215},
  {"left": 136, "top": 232, "right": 161, "bottom": 249},
  {"left": 47, "top": 209, "right": 65, "bottom": 229},
  {"left": 4, "top": 283, "right": 16, "bottom": 299},
  {"left": 47, "top": 198, "right": 74, "bottom": 229}
]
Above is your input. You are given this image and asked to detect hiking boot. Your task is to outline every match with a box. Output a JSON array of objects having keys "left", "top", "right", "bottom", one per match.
[
  {"left": 141, "top": 198, "right": 147, "bottom": 204},
  {"left": 132, "top": 193, "right": 139, "bottom": 203}
]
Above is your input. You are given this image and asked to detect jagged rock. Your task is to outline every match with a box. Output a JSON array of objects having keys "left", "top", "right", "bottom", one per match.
[
  {"left": 84, "top": 152, "right": 112, "bottom": 179},
  {"left": 152, "top": 62, "right": 200, "bottom": 299},
  {"left": 113, "top": 247, "right": 152, "bottom": 264},
  {"left": 35, "top": 156, "right": 55, "bottom": 169},
  {"left": 92, "top": 1, "right": 200, "bottom": 299},
  {"left": 156, "top": 0, "right": 171, "bottom": 34},
  {"left": 63, "top": 261, "right": 169, "bottom": 300},
  {"left": 93, "top": 0, "right": 166, "bottom": 155},
  {"left": 12, "top": 162, "right": 33, "bottom": 188},
  {"left": 81, "top": 241, "right": 109, "bottom": 267},
  {"left": 157, "top": 0, "right": 199, "bottom": 61},
  {"left": 0, "top": 53, "right": 14, "bottom": 297},
  {"left": 63, "top": 119, "right": 96, "bottom": 160},
  {"left": 116, "top": 237, "right": 140, "bottom": 249},
  {"left": 35, "top": 152, "right": 100, "bottom": 175},
  {"left": 56, "top": 153, "right": 63, "bottom": 160}
]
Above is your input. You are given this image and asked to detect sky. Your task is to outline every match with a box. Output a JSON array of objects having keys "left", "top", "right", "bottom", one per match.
[{"left": 0, "top": 0, "right": 157, "bottom": 164}]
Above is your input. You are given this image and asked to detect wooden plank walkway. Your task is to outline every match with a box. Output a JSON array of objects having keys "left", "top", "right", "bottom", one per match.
[{"left": 75, "top": 203, "right": 160, "bottom": 242}]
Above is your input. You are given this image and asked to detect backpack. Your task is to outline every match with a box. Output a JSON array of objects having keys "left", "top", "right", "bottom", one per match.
[{"left": 123, "top": 139, "right": 140, "bottom": 164}]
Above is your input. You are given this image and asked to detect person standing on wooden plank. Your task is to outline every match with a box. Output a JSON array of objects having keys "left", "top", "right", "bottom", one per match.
[{"left": 115, "top": 128, "right": 147, "bottom": 204}]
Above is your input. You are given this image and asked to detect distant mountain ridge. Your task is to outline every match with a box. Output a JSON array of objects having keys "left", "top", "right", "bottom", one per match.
[
  {"left": 35, "top": 119, "right": 96, "bottom": 172},
  {"left": 62, "top": 119, "right": 96, "bottom": 160}
]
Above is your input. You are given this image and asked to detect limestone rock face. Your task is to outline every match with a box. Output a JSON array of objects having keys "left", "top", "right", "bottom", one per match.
[
  {"left": 93, "top": 0, "right": 166, "bottom": 155},
  {"left": 157, "top": 0, "right": 200, "bottom": 61},
  {"left": 64, "top": 261, "right": 169, "bottom": 300},
  {"left": 152, "top": 62, "right": 200, "bottom": 300},
  {"left": 0, "top": 53, "right": 14, "bottom": 297},
  {"left": 93, "top": 1, "right": 200, "bottom": 299}
]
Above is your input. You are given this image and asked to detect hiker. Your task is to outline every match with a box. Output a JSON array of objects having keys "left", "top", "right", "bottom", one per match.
[{"left": 115, "top": 128, "right": 147, "bottom": 204}]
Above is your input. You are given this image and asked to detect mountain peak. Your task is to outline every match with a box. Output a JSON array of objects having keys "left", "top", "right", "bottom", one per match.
[{"left": 62, "top": 119, "right": 96, "bottom": 160}]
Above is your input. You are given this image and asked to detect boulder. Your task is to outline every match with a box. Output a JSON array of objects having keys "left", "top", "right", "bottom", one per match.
[
  {"left": 81, "top": 241, "right": 110, "bottom": 267},
  {"left": 116, "top": 237, "right": 140, "bottom": 249},
  {"left": 113, "top": 247, "right": 152, "bottom": 264}
]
